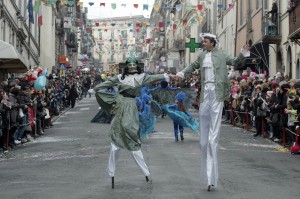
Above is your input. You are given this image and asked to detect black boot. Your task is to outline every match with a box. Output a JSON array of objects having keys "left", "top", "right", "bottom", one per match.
[
  {"left": 145, "top": 176, "right": 149, "bottom": 182},
  {"left": 112, "top": 177, "right": 114, "bottom": 189},
  {"left": 207, "top": 185, "right": 214, "bottom": 192},
  {"left": 180, "top": 134, "right": 184, "bottom": 141}
]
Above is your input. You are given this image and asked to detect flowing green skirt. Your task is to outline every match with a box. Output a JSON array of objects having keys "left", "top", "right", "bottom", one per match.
[{"left": 96, "top": 92, "right": 141, "bottom": 151}]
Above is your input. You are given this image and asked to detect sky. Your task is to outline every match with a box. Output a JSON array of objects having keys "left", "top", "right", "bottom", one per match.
[{"left": 81, "top": 0, "right": 156, "bottom": 19}]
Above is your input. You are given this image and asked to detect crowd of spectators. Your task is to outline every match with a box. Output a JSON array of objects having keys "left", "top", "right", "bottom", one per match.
[{"left": 0, "top": 71, "right": 100, "bottom": 153}]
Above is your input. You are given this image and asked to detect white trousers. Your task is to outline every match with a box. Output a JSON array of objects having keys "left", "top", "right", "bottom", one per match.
[
  {"left": 106, "top": 143, "right": 150, "bottom": 177},
  {"left": 199, "top": 84, "right": 224, "bottom": 187}
]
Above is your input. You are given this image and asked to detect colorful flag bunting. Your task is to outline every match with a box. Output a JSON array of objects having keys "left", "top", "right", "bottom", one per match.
[
  {"left": 153, "top": 3, "right": 160, "bottom": 11},
  {"left": 133, "top": 4, "right": 138, "bottom": 8},
  {"left": 111, "top": 3, "right": 116, "bottom": 9},
  {"left": 100, "top": 3, "right": 105, "bottom": 7},
  {"left": 175, "top": 4, "right": 182, "bottom": 11},
  {"left": 197, "top": 4, "right": 203, "bottom": 11},
  {"left": 143, "top": 4, "right": 148, "bottom": 10}
]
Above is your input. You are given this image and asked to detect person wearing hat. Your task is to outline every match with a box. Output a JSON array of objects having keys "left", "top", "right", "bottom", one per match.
[
  {"left": 167, "top": 92, "right": 191, "bottom": 141},
  {"left": 172, "top": 33, "right": 251, "bottom": 191},
  {"left": 93, "top": 56, "right": 171, "bottom": 188}
]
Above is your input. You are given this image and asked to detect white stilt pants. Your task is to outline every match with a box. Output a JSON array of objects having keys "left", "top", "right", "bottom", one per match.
[
  {"left": 106, "top": 143, "right": 150, "bottom": 177},
  {"left": 199, "top": 84, "right": 224, "bottom": 187}
]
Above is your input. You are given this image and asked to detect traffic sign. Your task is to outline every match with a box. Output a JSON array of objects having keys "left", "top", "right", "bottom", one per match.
[
  {"left": 60, "top": 70, "right": 66, "bottom": 77},
  {"left": 59, "top": 64, "right": 66, "bottom": 70}
]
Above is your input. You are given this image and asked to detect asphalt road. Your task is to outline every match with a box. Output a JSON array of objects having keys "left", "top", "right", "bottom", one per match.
[{"left": 1, "top": 96, "right": 300, "bottom": 199}]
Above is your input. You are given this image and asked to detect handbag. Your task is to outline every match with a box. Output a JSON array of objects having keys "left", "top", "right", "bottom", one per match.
[{"left": 271, "top": 113, "right": 280, "bottom": 124}]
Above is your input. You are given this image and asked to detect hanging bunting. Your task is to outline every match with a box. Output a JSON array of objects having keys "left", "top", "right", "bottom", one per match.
[
  {"left": 111, "top": 3, "right": 116, "bottom": 9},
  {"left": 128, "top": 23, "right": 132, "bottom": 27},
  {"left": 153, "top": 3, "right": 160, "bottom": 11},
  {"left": 50, "top": 0, "right": 57, "bottom": 6},
  {"left": 142, "top": 22, "right": 147, "bottom": 28},
  {"left": 175, "top": 4, "right": 182, "bottom": 11},
  {"left": 67, "top": 0, "right": 75, "bottom": 6},
  {"left": 197, "top": 4, "right": 203, "bottom": 11},
  {"left": 95, "top": 22, "right": 99, "bottom": 26},
  {"left": 143, "top": 4, "right": 148, "bottom": 11},
  {"left": 190, "top": 18, "right": 197, "bottom": 24},
  {"left": 77, "top": 1, "right": 83, "bottom": 6},
  {"left": 60, "top": 0, "right": 67, "bottom": 5},
  {"left": 186, "top": 3, "right": 192, "bottom": 11},
  {"left": 111, "top": 23, "right": 116, "bottom": 26},
  {"left": 182, "top": 19, "right": 187, "bottom": 25},
  {"left": 102, "top": 22, "right": 107, "bottom": 26},
  {"left": 100, "top": 3, "right": 105, "bottom": 7},
  {"left": 158, "top": 22, "right": 164, "bottom": 27},
  {"left": 133, "top": 4, "right": 138, "bottom": 8},
  {"left": 229, "top": 3, "right": 234, "bottom": 10},
  {"left": 121, "top": 4, "right": 126, "bottom": 7},
  {"left": 88, "top": 2, "right": 94, "bottom": 6},
  {"left": 164, "top": 4, "right": 171, "bottom": 12},
  {"left": 104, "top": 29, "right": 108, "bottom": 32},
  {"left": 136, "top": 22, "right": 141, "bottom": 27},
  {"left": 198, "top": 16, "right": 204, "bottom": 23}
]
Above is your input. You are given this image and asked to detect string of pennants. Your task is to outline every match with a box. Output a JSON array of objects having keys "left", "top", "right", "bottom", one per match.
[{"left": 40, "top": 1, "right": 235, "bottom": 11}]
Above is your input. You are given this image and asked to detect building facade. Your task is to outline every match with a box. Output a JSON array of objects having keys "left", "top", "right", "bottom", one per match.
[{"left": 91, "top": 15, "right": 148, "bottom": 73}]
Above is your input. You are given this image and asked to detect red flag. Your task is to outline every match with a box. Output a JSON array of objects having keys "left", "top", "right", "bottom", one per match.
[
  {"left": 182, "top": 19, "right": 187, "bottom": 25},
  {"left": 100, "top": 3, "right": 105, "bottom": 7},
  {"left": 173, "top": 24, "right": 177, "bottom": 30},
  {"left": 158, "top": 22, "right": 164, "bottom": 27},
  {"left": 136, "top": 22, "right": 141, "bottom": 27},
  {"left": 197, "top": 5, "right": 203, "bottom": 11},
  {"left": 38, "top": 4, "right": 43, "bottom": 27},
  {"left": 133, "top": 4, "right": 138, "bottom": 8},
  {"left": 95, "top": 22, "right": 99, "bottom": 26}
]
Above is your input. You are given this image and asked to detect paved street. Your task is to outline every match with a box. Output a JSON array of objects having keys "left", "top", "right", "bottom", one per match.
[{"left": 1, "top": 96, "right": 300, "bottom": 199}]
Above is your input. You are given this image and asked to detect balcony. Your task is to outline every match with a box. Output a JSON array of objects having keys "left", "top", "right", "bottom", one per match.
[
  {"left": 261, "top": 14, "right": 282, "bottom": 44},
  {"left": 288, "top": 2, "right": 300, "bottom": 45}
]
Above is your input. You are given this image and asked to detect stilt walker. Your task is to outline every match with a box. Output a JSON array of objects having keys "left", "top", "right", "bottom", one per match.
[
  {"left": 173, "top": 33, "right": 251, "bottom": 191},
  {"left": 92, "top": 56, "right": 170, "bottom": 188}
]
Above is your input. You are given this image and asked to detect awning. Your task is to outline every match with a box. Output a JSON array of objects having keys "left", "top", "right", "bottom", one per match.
[{"left": 0, "top": 40, "right": 28, "bottom": 72}]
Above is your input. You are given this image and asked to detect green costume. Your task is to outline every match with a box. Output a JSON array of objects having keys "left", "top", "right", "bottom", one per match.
[{"left": 93, "top": 73, "right": 167, "bottom": 151}]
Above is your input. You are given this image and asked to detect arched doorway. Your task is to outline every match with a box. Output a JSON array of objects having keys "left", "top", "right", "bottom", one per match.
[
  {"left": 287, "top": 46, "right": 292, "bottom": 78},
  {"left": 276, "top": 51, "right": 283, "bottom": 73},
  {"left": 297, "top": 59, "right": 300, "bottom": 79}
]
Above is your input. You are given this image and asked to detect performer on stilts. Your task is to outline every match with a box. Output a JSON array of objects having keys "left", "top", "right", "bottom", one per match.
[
  {"left": 92, "top": 57, "right": 170, "bottom": 189},
  {"left": 172, "top": 33, "right": 250, "bottom": 191}
]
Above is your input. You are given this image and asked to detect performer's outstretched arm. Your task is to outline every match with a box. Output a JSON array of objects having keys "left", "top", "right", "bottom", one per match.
[{"left": 93, "top": 76, "right": 119, "bottom": 93}]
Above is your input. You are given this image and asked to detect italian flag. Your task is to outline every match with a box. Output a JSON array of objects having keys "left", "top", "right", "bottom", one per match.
[{"left": 38, "top": 4, "right": 43, "bottom": 27}]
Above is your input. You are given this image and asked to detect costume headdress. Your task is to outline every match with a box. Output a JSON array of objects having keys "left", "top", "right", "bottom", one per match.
[{"left": 175, "top": 92, "right": 186, "bottom": 103}]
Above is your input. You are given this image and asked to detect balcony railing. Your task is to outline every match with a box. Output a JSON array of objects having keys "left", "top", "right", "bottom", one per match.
[{"left": 261, "top": 13, "right": 282, "bottom": 44}]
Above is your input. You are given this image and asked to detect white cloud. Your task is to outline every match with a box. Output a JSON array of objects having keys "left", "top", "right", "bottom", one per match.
[{"left": 81, "top": 0, "right": 155, "bottom": 19}]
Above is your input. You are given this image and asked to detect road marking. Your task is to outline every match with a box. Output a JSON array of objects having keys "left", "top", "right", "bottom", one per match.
[{"left": 80, "top": 107, "right": 90, "bottom": 111}]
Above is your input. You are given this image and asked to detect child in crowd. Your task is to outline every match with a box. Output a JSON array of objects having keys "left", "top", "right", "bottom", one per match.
[{"left": 167, "top": 92, "right": 192, "bottom": 142}]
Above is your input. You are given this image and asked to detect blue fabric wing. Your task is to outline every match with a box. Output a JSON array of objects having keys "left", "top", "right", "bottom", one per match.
[{"left": 162, "top": 105, "right": 199, "bottom": 132}]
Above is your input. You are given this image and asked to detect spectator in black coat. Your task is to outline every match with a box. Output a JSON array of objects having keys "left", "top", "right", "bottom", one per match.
[{"left": 69, "top": 84, "right": 78, "bottom": 108}]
